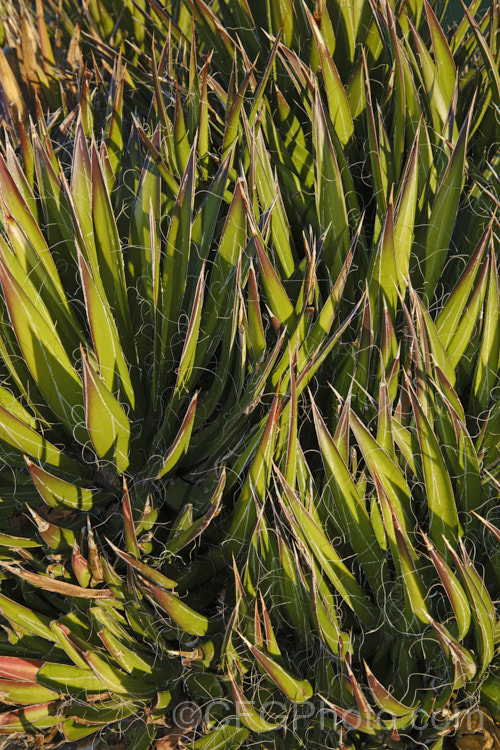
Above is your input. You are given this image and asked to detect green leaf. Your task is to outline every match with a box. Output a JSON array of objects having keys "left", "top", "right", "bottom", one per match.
[
  {"left": 349, "top": 409, "right": 412, "bottom": 532},
  {"left": 36, "top": 663, "right": 105, "bottom": 694},
  {"left": 0, "top": 593, "right": 55, "bottom": 642},
  {"left": 227, "top": 392, "right": 280, "bottom": 552},
  {"left": 83, "top": 649, "right": 155, "bottom": 699},
  {"left": 91, "top": 145, "right": 133, "bottom": 354},
  {"left": 0, "top": 258, "right": 84, "bottom": 437},
  {"left": 78, "top": 250, "right": 135, "bottom": 410},
  {"left": 425, "top": 616, "right": 476, "bottom": 689},
  {"left": 160, "top": 142, "right": 196, "bottom": 372},
  {"left": 408, "top": 20, "right": 453, "bottom": 134},
  {"left": 240, "top": 633, "right": 313, "bottom": 703},
  {"left": 461, "top": 2, "right": 500, "bottom": 107},
  {"left": 312, "top": 91, "right": 349, "bottom": 278},
  {"left": 0, "top": 155, "right": 76, "bottom": 334},
  {"left": 435, "top": 222, "right": 490, "bottom": 346},
  {"left": 229, "top": 670, "right": 280, "bottom": 732},
  {"left": 394, "top": 129, "right": 419, "bottom": 291},
  {"left": 81, "top": 347, "right": 130, "bottom": 474},
  {"left": 98, "top": 628, "right": 157, "bottom": 676},
  {"left": 0, "top": 702, "right": 61, "bottom": 734},
  {"left": 0, "top": 680, "right": 56, "bottom": 707},
  {"left": 106, "top": 538, "right": 177, "bottom": 589},
  {"left": 247, "top": 263, "right": 266, "bottom": 361},
  {"left": 174, "top": 265, "right": 205, "bottom": 397},
  {"left": 408, "top": 384, "right": 459, "bottom": 555},
  {"left": 472, "top": 248, "right": 499, "bottom": 411},
  {"left": 424, "top": 0, "right": 457, "bottom": 107},
  {"left": 277, "top": 468, "right": 378, "bottom": 627},
  {"left": 163, "top": 468, "right": 225, "bottom": 555},
  {"left": 71, "top": 123, "right": 96, "bottom": 266},
  {"left": 364, "top": 661, "right": 418, "bottom": 717},
  {"left": 368, "top": 193, "right": 397, "bottom": 320},
  {"left": 155, "top": 392, "right": 198, "bottom": 478},
  {"left": 420, "top": 110, "right": 471, "bottom": 301},
  {"left": 253, "top": 230, "right": 296, "bottom": 329},
  {"left": 253, "top": 130, "right": 295, "bottom": 277},
  {"left": 445, "top": 253, "right": 489, "bottom": 369},
  {"left": 411, "top": 289, "right": 455, "bottom": 385},
  {"left": 222, "top": 67, "right": 253, "bottom": 159},
  {"left": 25, "top": 458, "right": 93, "bottom": 511},
  {"left": 305, "top": 5, "right": 353, "bottom": 144},
  {"left": 444, "top": 539, "right": 495, "bottom": 673},
  {"left": 0, "top": 405, "right": 81, "bottom": 474},
  {"left": 422, "top": 532, "right": 471, "bottom": 639},
  {"left": 141, "top": 578, "right": 218, "bottom": 637},
  {"left": 311, "top": 396, "right": 383, "bottom": 593}
]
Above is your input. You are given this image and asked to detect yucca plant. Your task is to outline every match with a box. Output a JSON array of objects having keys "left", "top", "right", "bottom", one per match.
[{"left": 0, "top": 0, "right": 498, "bottom": 748}]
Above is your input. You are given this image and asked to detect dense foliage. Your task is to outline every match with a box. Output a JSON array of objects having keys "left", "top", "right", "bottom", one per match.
[{"left": 0, "top": 0, "right": 498, "bottom": 747}]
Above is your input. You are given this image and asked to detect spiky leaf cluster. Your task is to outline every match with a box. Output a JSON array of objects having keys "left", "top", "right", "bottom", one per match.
[{"left": 0, "top": 0, "right": 498, "bottom": 748}]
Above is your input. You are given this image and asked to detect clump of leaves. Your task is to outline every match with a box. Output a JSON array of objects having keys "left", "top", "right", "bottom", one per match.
[{"left": 0, "top": 0, "right": 497, "bottom": 748}]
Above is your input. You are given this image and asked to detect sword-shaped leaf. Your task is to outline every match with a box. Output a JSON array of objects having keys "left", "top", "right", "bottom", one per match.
[
  {"left": 311, "top": 396, "right": 383, "bottom": 592},
  {"left": 349, "top": 408, "right": 412, "bottom": 531},
  {"left": 247, "top": 263, "right": 266, "bottom": 362},
  {"left": 369, "top": 192, "right": 397, "bottom": 320},
  {"left": 445, "top": 252, "right": 489, "bottom": 369},
  {"left": 472, "top": 248, "right": 499, "bottom": 412},
  {"left": 227, "top": 390, "right": 280, "bottom": 552},
  {"left": 394, "top": 129, "right": 419, "bottom": 291},
  {"left": 36, "top": 663, "right": 103, "bottom": 694},
  {"left": 222, "top": 67, "right": 253, "bottom": 159},
  {"left": 0, "top": 404, "right": 81, "bottom": 474},
  {"left": 420, "top": 109, "right": 471, "bottom": 301},
  {"left": 229, "top": 668, "right": 280, "bottom": 732},
  {"left": 97, "top": 628, "right": 156, "bottom": 676},
  {"left": 163, "top": 468, "right": 225, "bottom": 555},
  {"left": 319, "top": 696, "right": 379, "bottom": 735},
  {"left": 174, "top": 264, "right": 205, "bottom": 397},
  {"left": 435, "top": 222, "right": 490, "bottom": 346},
  {"left": 140, "top": 577, "right": 218, "bottom": 637},
  {"left": 461, "top": 2, "right": 500, "bottom": 107},
  {"left": 408, "top": 383, "right": 459, "bottom": 555},
  {"left": 161, "top": 142, "right": 196, "bottom": 366},
  {"left": 106, "top": 538, "right": 177, "bottom": 589},
  {"left": 0, "top": 593, "right": 55, "bottom": 642},
  {"left": 305, "top": 5, "right": 353, "bottom": 144},
  {"left": 364, "top": 661, "right": 418, "bottom": 717},
  {"left": 0, "top": 259, "right": 83, "bottom": 436},
  {"left": 408, "top": 19, "right": 453, "bottom": 134},
  {"left": 312, "top": 90, "right": 350, "bottom": 278},
  {"left": 83, "top": 649, "right": 156, "bottom": 698},
  {"left": 253, "top": 229, "right": 296, "bottom": 329},
  {"left": 155, "top": 392, "right": 198, "bottom": 478},
  {"left": 444, "top": 538, "right": 495, "bottom": 673},
  {"left": 253, "top": 129, "right": 295, "bottom": 277},
  {"left": 71, "top": 123, "right": 95, "bottom": 262},
  {"left": 81, "top": 347, "right": 130, "bottom": 474},
  {"left": 240, "top": 632, "right": 313, "bottom": 703},
  {"left": 276, "top": 468, "right": 377, "bottom": 627},
  {"left": 0, "top": 561, "right": 114, "bottom": 600},
  {"left": 362, "top": 50, "right": 387, "bottom": 222},
  {"left": 422, "top": 532, "right": 471, "bottom": 639},
  {"left": 0, "top": 701, "right": 61, "bottom": 734},
  {"left": 25, "top": 457, "right": 93, "bottom": 510},
  {"left": 122, "top": 477, "right": 139, "bottom": 558},
  {"left": 425, "top": 615, "right": 476, "bottom": 689},
  {"left": 424, "top": 1, "right": 457, "bottom": 107}
]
